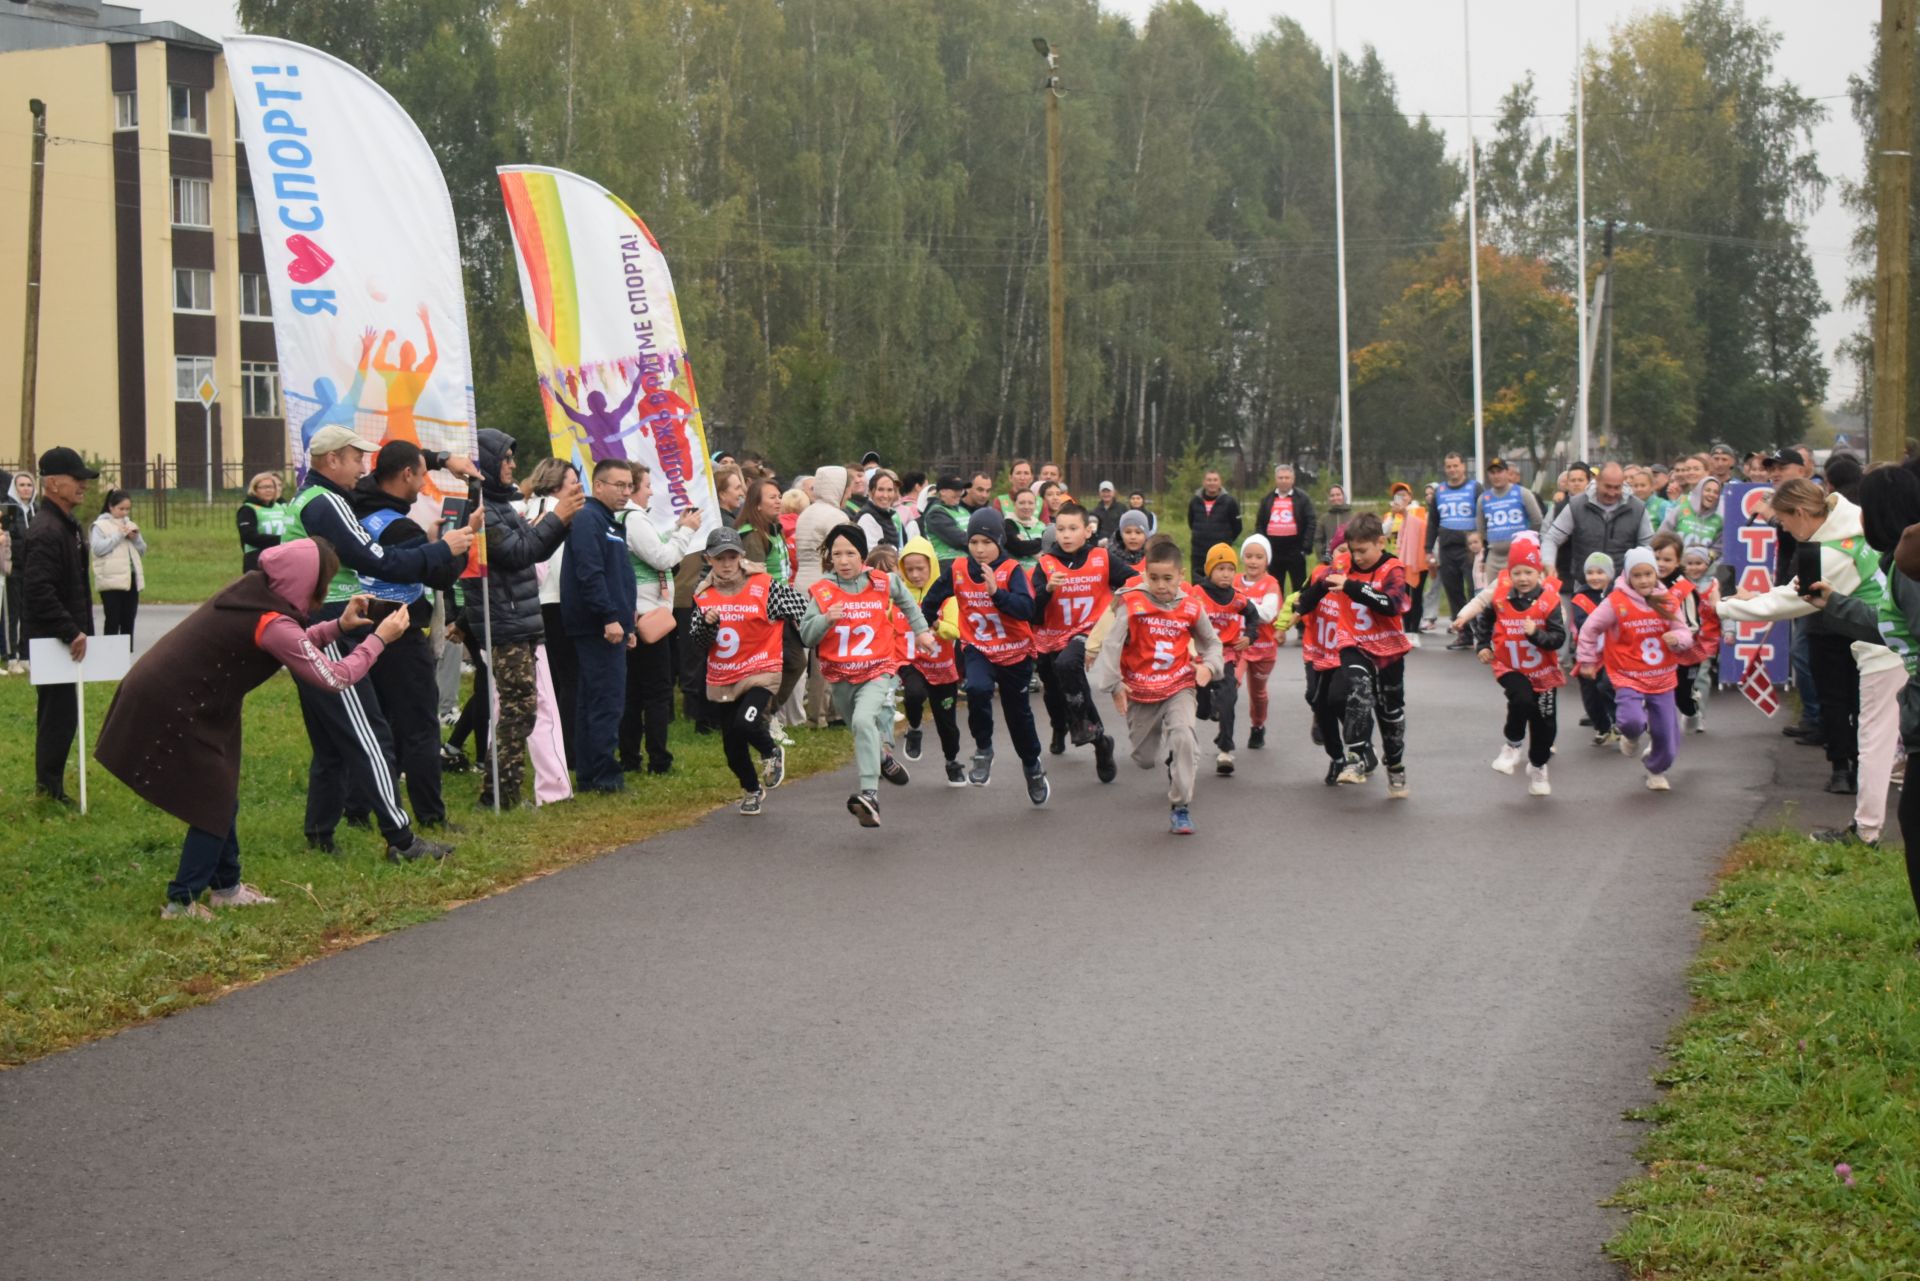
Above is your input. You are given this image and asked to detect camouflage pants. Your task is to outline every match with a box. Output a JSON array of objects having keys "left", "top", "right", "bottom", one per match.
[{"left": 484, "top": 640, "right": 538, "bottom": 808}]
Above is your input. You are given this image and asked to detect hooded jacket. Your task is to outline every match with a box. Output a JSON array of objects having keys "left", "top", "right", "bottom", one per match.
[
  {"left": 1716, "top": 492, "right": 1900, "bottom": 675},
  {"left": 94, "top": 540, "right": 387, "bottom": 832},
  {"left": 1659, "top": 478, "right": 1725, "bottom": 570},
  {"left": 793, "top": 465, "right": 849, "bottom": 595},
  {"left": 473, "top": 428, "right": 570, "bottom": 644},
  {"left": 898, "top": 535, "right": 960, "bottom": 639}
]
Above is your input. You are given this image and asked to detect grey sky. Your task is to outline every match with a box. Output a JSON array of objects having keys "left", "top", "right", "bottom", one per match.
[{"left": 149, "top": 0, "right": 1873, "bottom": 405}]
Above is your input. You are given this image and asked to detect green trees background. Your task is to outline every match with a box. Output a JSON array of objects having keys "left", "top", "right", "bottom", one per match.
[{"left": 235, "top": 0, "right": 1835, "bottom": 486}]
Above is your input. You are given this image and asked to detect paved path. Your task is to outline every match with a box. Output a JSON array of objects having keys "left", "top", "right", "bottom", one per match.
[{"left": 0, "top": 648, "right": 1834, "bottom": 1280}]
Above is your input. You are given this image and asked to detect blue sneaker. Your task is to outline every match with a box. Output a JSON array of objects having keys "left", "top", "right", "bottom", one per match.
[{"left": 1170, "top": 805, "right": 1194, "bottom": 835}]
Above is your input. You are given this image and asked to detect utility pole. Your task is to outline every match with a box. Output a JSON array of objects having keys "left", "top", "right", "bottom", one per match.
[
  {"left": 19, "top": 99, "right": 48, "bottom": 467},
  {"left": 1600, "top": 218, "right": 1616, "bottom": 447},
  {"left": 1874, "top": 0, "right": 1914, "bottom": 464},
  {"left": 1463, "top": 0, "right": 1486, "bottom": 477},
  {"left": 1035, "top": 37, "right": 1067, "bottom": 470},
  {"left": 1329, "top": 0, "right": 1354, "bottom": 497},
  {"left": 1574, "top": 0, "right": 1590, "bottom": 464}
]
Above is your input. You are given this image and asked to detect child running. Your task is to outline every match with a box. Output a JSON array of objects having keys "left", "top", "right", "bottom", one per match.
[
  {"left": 1649, "top": 531, "right": 1720, "bottom": 733},
  {"left": 1088, "top": 536, "right": 1225, "bottom": 835},
  {"left": 1029, "top": 500, "right": 1137, "bottom": 780},
  {"left": 1678, "top": 545, "right": 1720, "bottom": 729},
  {"left": 688, "top": 528, "right": 808, "bottom": 816},
  {"left": 1295, "top": 514, "right": 1413, "bottom": 797},
  {"left": 1471, "top": 539, "right": 1565, "bottom": 796},
  {"left": 1235, "top": 534, "right": 1283, "bottom": 750},
  {"left": 1190, "top": 543, "right": 1263, "bottom": 775},
  {"left": 917, "top": 507, "right": 1051, "bottom": 804},
  {"left": 798, "top": 524, "right": 937, "bottom": 827},
  {"left": 893, "top": 536, "right": 968, "bottom": 786},
  {"left": 1569, "top": 552, "right": 1619, "bottom": 746},
  {"left": 1576, "top": 546, "right": 1692, "bottom": 791}
]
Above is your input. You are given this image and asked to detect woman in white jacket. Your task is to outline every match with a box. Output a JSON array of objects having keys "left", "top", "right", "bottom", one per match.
[
  {"left": 1718, "top": 479, "right": 1904, "bottom": 840},
  {"left": 91, "top": 488, "right": 147, "bottom": 638}
]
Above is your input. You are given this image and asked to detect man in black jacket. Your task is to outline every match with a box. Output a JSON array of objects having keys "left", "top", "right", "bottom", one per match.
[
  {"left": 1185, "top": 471, "right": 1243, "bottom": 581},
  {"left": 19, "top": 447, "right": 97, "bottom": 801},
  {"left": 284, "top": 424, "right": 478, "bottom": 859},
  {"left": 563, "top": 458, "right": 641, "bottom": 793},
  {"left": 471, "top": 428, "right": 579, "bottom": 808},
  {"left": 1250, "top": 463, "right": 1317, "bottom": 594}
]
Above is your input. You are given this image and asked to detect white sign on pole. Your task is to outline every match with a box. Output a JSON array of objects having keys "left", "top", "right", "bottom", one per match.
[{"left": 30, "top": 636, "right": 133, "bottom": 815}]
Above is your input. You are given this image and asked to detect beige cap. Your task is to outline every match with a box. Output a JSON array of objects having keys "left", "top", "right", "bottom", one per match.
[{"left": 307, "top": 424, "right": 380, "bottom": 456}]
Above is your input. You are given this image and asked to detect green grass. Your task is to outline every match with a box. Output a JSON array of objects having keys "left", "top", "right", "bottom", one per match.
[
  {"left": 1606, "top": 830, "right": 1920, "bottom": 1276},
  {"left": 139, "top": 517, "right": 255, "bottom": 604},
  {"left": 0, "top": 672, "right": 851, "bottom": 1066}
]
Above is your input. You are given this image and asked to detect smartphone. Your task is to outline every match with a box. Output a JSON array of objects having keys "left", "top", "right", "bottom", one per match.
[{"left": 1794, "top": 543, "right": 1823, "bottom": 598}]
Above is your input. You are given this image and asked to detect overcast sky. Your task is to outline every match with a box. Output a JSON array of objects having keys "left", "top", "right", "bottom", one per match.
[{"left": 147, "top": 0, "right": 1874, "bottom": 406}]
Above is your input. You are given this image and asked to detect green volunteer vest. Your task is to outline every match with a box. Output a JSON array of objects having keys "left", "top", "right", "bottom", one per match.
[
  {"left": 1011, "top": 517, "right": 1046, "bottom": 569},
  {"left": 284, "top": 485, "right": 364, "bottom": 604},
  {"left": 1872, "top": 557, "right": 1919, "bottom": 675},
  {"left": 253, "top": 500, "right": 291, "bottom": 538},
  {"left": 1828, "top": 533, "right": 1886, "bottom": 612},
  {"left": 928, "top": 500, "right": 970, "bottom": 561},
  {"left": 765, "top": 525, "right": 790, "bottom": 585},
  {"left": 615, "top": 510, "right": 670, "bottom": 587},
  {"left": 1675, "top": 507, "right": 1721, "bottom": 550}
]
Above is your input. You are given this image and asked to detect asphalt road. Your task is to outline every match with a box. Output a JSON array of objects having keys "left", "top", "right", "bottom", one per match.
[{"left": 0, "top": 645, "right": 1845, "bottom": 1280}]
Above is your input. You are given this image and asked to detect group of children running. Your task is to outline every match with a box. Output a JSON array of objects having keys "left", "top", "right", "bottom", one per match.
[{"left": 686, "top": 500, "right": 1711, "bottom": 833}]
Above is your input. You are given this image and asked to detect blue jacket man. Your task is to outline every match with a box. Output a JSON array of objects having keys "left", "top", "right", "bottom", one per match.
[{"left": 562, "top": 458, "right": 642, "bottom": 791}]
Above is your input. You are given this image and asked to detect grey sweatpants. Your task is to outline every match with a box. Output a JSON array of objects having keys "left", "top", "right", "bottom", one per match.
[
  {"left": 829, "top": 674, "right": 900, "bottom": 792},
  {"left": 1126, "top": 687, "right": 1200, "bottom": 807}
]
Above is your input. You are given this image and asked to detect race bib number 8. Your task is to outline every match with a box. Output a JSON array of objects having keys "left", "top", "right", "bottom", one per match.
[{"left": 1640, "top": 637, "right": 1666, "bottom": 665}]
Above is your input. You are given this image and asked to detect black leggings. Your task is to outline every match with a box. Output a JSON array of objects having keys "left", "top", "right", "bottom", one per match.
[
  {"left": 1578, "top": 670, "right": 1616, "bottom": 734},
  {"left": 900, "top": 666, "right": 961, "bottom": 762},
  {"left": 720, "top": 687, "right": 777, "bottom": 792},
  {"left": 1899, "top": 752, "right": 1920, "bottom": 926},
  {"left": 1809, "top": 632, "right": 1860, "bottom": 769},
  {"left": 1036, "top": 638, "right": 1103, "bottom": 740},
  {"left": 100, "top": 589, "right": 138, "bottom": 637},
  {"left": 1497, "top": 671, "right": 1558, "bottom": 767},
  {"left": 1310, "top": 648, "right": 1406, "bottom": 768},
  {"left": 1674, "top": 664, "right": 1700, "bottom": 718}
]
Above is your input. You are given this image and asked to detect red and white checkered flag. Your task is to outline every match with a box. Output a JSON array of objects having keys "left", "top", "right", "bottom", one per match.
[{"left": 1740, "top": 655, "right": 1780, "bottom": 717}]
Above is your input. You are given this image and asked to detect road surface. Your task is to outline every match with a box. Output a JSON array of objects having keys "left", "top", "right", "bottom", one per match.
[{"left": 0, "top": 646, "right": 1842, "bottom": 1280}]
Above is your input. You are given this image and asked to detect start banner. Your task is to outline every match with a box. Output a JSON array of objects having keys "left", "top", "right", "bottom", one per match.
[
  {"left": 1718, "top": 481, "right": 1791, "bottom": 687},
  {"left": 497, "top": 165, "right": 717, "bottom": 539},
  {"left": 225, "top": 36, "right": 477, "bottom": 475}
]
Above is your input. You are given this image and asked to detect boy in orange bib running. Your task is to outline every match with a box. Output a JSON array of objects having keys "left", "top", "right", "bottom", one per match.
[
  {"left": 1470, "top": 539, "right": 1566, "bottom": 796},
  {"left": 1088, "top": 538, "right": 1224, "bottom": 834},
  {"left": 1295, "top": 513, "right": 1413, "bottom": 797},
  {"left": 1030, "top": 500, "right": 1137, "bottom": 782}
]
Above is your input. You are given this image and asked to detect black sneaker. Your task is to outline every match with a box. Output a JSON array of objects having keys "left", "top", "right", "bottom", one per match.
[
  {"left": 1324, "top": 759, "right": 1343, "bottom": 786},
  {"left": 439, "top": 743, "right": 472, "bottom": 773},
  {"left": 1826, "top": 768, "right": 1858, "bottom": 795},
  {"left": 1049, "top": 727, "right": 1067, "bottom": 756},
  {"left": 1811, "top": 823, "right": 1873, "bottom": 847},
  {"left": 1093, "top": 733, "right": 1118, "bottom": 784},
  {"left": 968, "top": 750, "right": 994, "bottom": 787},
  {"left": 848, "top": 790, "right": 881, "bottom": 827},
  {"left": 903, "top": 728, "right": 923, "bottom": 762},
  {"left": 1783, "top": 722, "right": 1815, "bottom": 738},
  {"left": 307, "top": 835, "right": 338, "bottom": 856},
  {"left": 1024, "top": 762, "right": 1051, "bottom": 806},
  {"left": 1446, "top": 636, "right": 1474, "bottom": 651},
  {"left": 945, "top": 759, "right": 968, "bottom": 787},
  {"left": 880, "top": 751, "right": 910, "bottom": 786},
  {"left": 387, "top": 834, "right": 452, "bottom": 863},
  {"left": 761, "top": 744, "right": 787, "bottom": 790},
  {"left": 1248, "top": 726, "right": 1266, "bottom": 750}
]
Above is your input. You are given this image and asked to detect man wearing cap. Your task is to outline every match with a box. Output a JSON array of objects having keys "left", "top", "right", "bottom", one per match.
[
  {"left": 20, "top": 448, "right": 98, "bottom": 801},
  {"left": 1707, "top": 443, "right": 1738, "bottom": 484},
  {"left": 1475, "top": 457, "right": 1542, "bottom": 573},
  {"left": 284, "top": 424, "right": 478, "bottom": 860},
  {"left": 1250, "top": 464, "right": 1311, "bottom": 594},
  {"left": 1089, "top": 481, "right": 1124, "bottom": 547},
  {"left": 923, "top": 473, "right": 975, "bottom": 565}
]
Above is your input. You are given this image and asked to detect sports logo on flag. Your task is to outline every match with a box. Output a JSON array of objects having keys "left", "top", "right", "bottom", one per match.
[{"left": 1740, "top": 655, "right": 1780, "bottom": 717}]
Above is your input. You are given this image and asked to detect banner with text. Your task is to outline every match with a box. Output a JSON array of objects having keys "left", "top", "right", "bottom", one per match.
[
  {"left": 498, "top": 165, "right": 717, "bottom": 538},
  {"left": 1718, "top": 481, "right": 1791, "bottom": 686},
  {"left": 225, "top": 36, "right": 477, "bottom": 479}
]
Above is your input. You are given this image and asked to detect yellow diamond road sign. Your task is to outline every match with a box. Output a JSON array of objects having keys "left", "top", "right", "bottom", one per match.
[{"left": 195, "top": 374, "right": 218, "bottom": 407}]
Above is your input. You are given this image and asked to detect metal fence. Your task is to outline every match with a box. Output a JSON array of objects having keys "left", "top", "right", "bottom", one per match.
[
  {"left": 0, "top": 458, "right": 292, "bottom": 529},
  {"left": 925, "top": 457, "right": 1171, "bottom": 498}
]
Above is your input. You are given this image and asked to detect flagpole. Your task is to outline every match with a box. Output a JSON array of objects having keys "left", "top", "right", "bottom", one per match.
[
  {"left": 1574, "top": 0, "right": 1590, "bottom": 463},
  {"left": 1330, "top": 0, "right": 1354, "bottom": 498},
  {"left": 1463, "top": 0, "right": 1486, "bottom": 477}
]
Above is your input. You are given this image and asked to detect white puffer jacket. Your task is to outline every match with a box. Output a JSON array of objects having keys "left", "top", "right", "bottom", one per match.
[{"left": 90, "top": 513, "right": 146, "bottom": 592}]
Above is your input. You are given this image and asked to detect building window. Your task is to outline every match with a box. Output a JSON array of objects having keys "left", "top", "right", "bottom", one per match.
[
  {"left": 175, "top": 355, "right": 216, "bottom": 402},
  {"left": 240, "top": 272, "right": 271, "bottom": 319},
  {"left": 169, "top": 84, "right": 207, "bottom": 135},
  {"left": 236, "top": 186, "right": 259, "bottom": 235},
  {"left": 171, "top": 176, "right": 211, "bottom": 228},
  {"left": 173, "top": 266, "right": 214, "bottom": 314},
  {"left": 242, "top": 362, "right": 281, "bottom": 418},
  {"left": 114, "top": 91, "right": 138, "bottom": 131}
]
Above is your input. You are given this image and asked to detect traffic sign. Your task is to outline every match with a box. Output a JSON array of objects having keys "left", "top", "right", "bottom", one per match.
[{"left": 195, "top": 374, "right": 218, "bottom": 407}]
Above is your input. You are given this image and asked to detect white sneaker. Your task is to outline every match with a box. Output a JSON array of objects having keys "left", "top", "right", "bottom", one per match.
[
  {"left": 1618, "top": 733, "right": 1642, "bottom": 758},
  {"left": 1527, "top": 764, "right": 1551, "bottom": 796},
  {"left": 1645, "top": 773, "right": 1670, "bottom": 791},
  {"left": 1491, "top": 743, "right": 1525, "bottom": 775},
  {"left": 1406, "top": 634, "right": 1423, "bottom": 649},
  {"left": 209, "top": 882, "right": 276, "bottom": 908}
]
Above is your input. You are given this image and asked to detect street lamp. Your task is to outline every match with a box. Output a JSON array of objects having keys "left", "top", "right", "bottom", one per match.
[{"left": 1033, "top": 36, "right": 1065, "bottom": 469}]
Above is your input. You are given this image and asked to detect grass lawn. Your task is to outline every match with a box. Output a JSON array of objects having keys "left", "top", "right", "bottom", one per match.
[
  {"left": 138, "top": 514, "right": 256, "bottom": 604},
  {"left": 1607, "top": 829, "right": 1920, "bottom": 1276},
  {"left": 0, "top": 670, "right": 851, "bottom": 1066}
]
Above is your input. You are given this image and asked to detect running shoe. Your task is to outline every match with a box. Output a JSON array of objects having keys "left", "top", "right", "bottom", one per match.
[
  {"left": 762, "top": 744, "right": 787, "bottom": 790},
  {"left": 945, "top": 759, "right": 968, "bottom": 787},
  {"left": 1337, "top": 754, "right": 1370, "bottom": 785},
  {"left": 1810, "top": 823, "right": 1874, "bottom": 847},
  {"left": 160, "top": 900, "right": 215, "bottom": 921},
  {"left": 439, "top": 743, "right": 472, "bottom": 773},
  {"left": 1049, "top": 727, "right": 1067, "bottom": 756},
  {"left": 1618, "top": 732, "right": 1642, "bottom": 758},
  {"left": 1248, "top": 726, "right": 1266, "bottom": 750},
  {"left": 387, "top": 835, "right": 453, "bottom": 863},
  {"left": 1527, "top": 765, "right": 1551, "bottom": 797},
  {"left": 1024, "top": 762, "right": 1051, "bottom": 806},
  {"left": 1446, "top": 636, "right": 1474, "bottom": 651},
  {"left": 739, "top": 789, "right": 764, "bottom": 816},
  {"left": 848, "top": 790, "right": 881, "bottom": 827},
  {"left": 903, "top": 728, "right": 923, "bottom": 762},
  {"left": 968, "top": 750, "right": 994, "bottom": 787},
  {"left": 1093, "top": 733, "right": 1118, "bottom": 784},
  {"left": 1216, "top": 750, "right": 1235, "bottom": 777},
  {"left": 1826, "top": 768, "right": 1858, "bottom": 795},
  {"left": 1644, "top": 773, "right": 1670, "bottom": 792},
  {"left": 1169, "top": 805, "right": 1194, "bottom": 835},
  {"left": 1386, "top": 767, "right": 1409, "bottom": 799},
  {"left": 208, "top": 883, "right": 276, "bottom": 908},
  {"left": 1491, "top": 743, "right": 1524, "bottom": 775},
  {"left": 880, "top": 751, "right": 910, "bottom": 786},
  {"left": 1405, "top": 634, "right": 1422, "bottom": 649},
  {"left": 1324, "top": 759, "right": 1343, "bottom": 786}
]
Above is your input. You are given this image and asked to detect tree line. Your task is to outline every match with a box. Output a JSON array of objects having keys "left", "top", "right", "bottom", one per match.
[{"left": 235, "top": 0, "right": 1832, "bottom": 488}]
